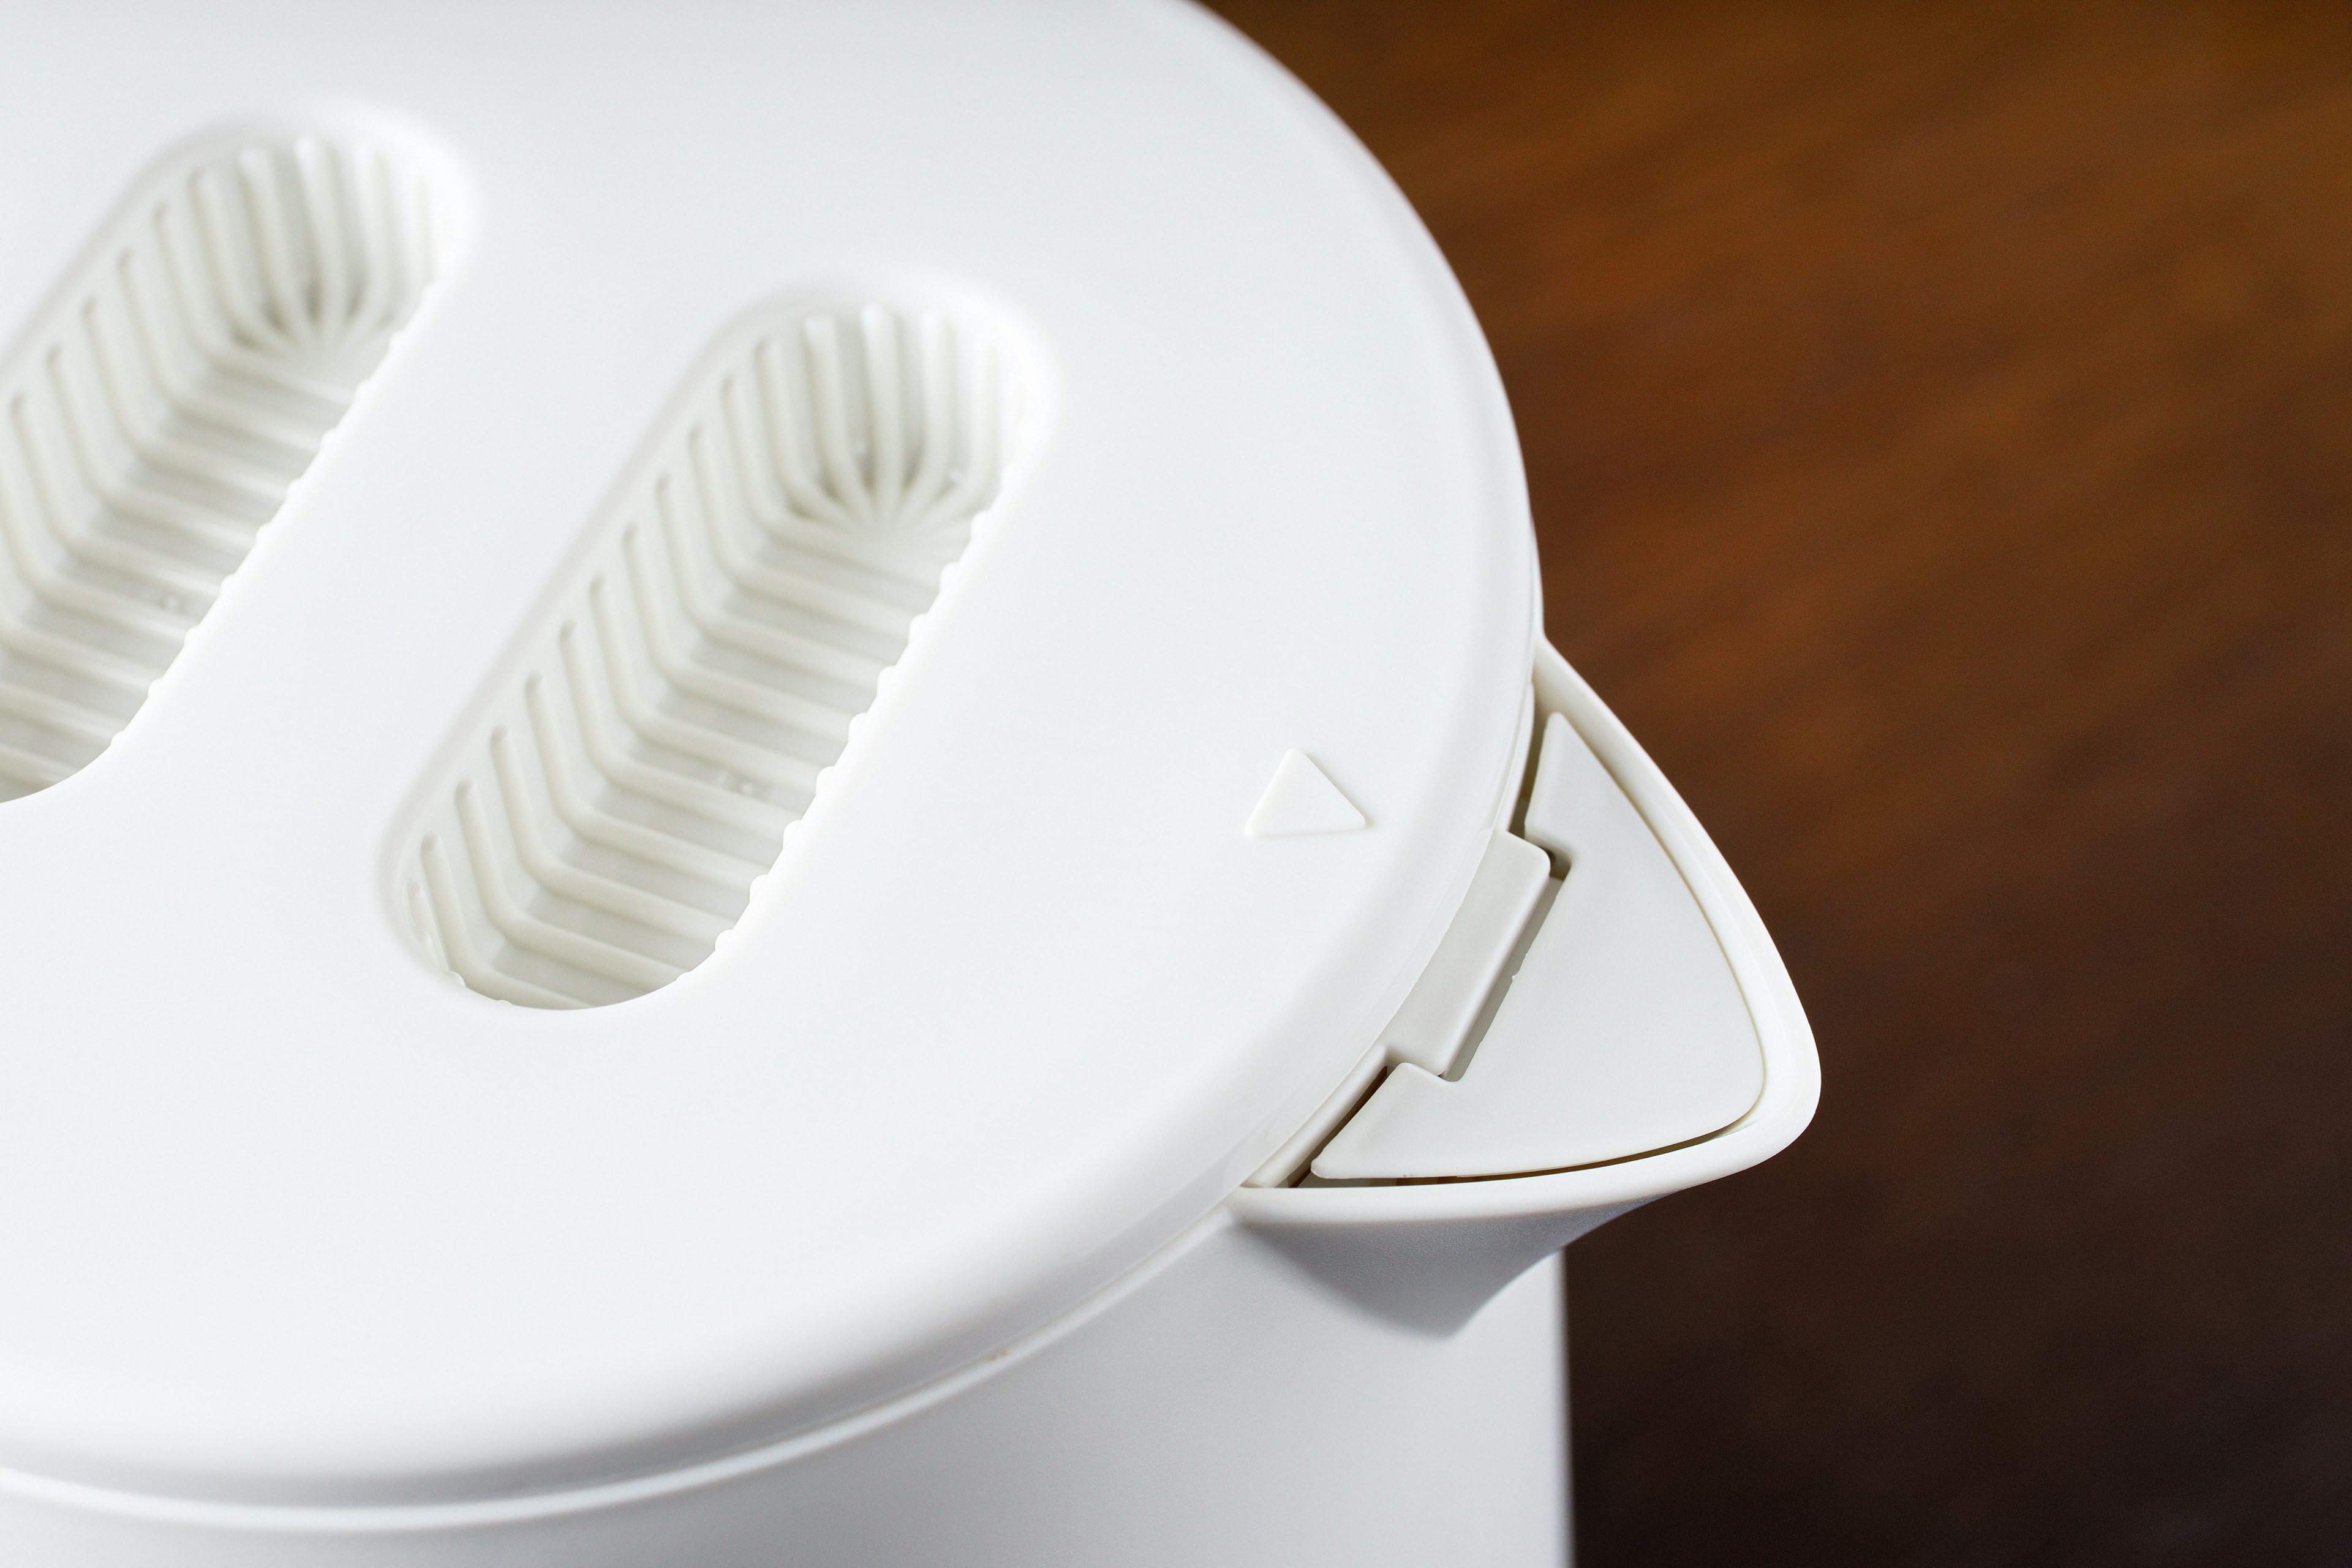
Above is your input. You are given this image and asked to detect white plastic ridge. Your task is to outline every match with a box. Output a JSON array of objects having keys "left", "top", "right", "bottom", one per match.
[
  {"left": 0, "top": 131, "right": 442, "bottom": 798},
  {"left": 401, "top": 302, "right": 1020, "bottom": 1008}
]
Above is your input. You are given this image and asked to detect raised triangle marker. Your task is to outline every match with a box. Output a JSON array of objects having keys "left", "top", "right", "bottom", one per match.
[{"left": 1245, "top": 750, "right": 1368, "bottom": 838}]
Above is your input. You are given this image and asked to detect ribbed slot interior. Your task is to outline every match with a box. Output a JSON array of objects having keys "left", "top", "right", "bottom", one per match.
[
  {"left": 0, "top": 134, "right": 440, "bottom": 798},
  {"left": 404, "top": 304, "right": 1017, "bottom": 1008}
]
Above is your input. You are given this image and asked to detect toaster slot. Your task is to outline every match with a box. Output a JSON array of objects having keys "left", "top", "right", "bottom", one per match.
[
  {"left": 0, "top": 129, "right": 446, "bottom": 797},
  {"left": 400, "top": 300, "right": 1023, "bottom": 1008}
]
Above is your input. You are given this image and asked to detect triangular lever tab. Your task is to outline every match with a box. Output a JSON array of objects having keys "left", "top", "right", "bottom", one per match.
[
  {"left": 1245, "top": 750, "right": 1368, "bottom": 838},
  {"left": 1313, "top": 713, "right": 1763, "bottom": 1180}
]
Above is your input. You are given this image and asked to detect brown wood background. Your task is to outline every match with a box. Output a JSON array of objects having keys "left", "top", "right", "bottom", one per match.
[{"left": 1202, "top": 2, "right": 2352, "bottom": 1562}]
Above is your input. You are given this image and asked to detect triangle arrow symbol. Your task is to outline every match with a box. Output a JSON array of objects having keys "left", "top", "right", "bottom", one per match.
[{"left": 1245, "top": 750, "right": 1367, "bottom": 838}]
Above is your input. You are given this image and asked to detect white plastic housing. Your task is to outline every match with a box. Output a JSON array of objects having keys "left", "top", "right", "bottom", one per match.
[
  {"left": 0, "top": 1, "right": 1818, "bottom": 1561},
  {"left": 0, "top": 643, "right": 1816, "bottom": 1566},
  {"left": 0, "top": 1223, "right": 1572, "bottom": 1568}
]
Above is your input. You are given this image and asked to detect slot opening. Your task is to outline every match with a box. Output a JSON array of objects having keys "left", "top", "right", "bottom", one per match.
[
  {"left": 0, "top": 128, "right": 448, "bottom": 797},
  {"left": 400, "top": 299, "right": 1027, "bottom": 1008}
]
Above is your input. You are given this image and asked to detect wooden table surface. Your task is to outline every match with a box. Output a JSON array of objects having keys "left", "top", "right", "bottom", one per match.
[{"left": 1204, "top": 2, "right": 2352, "bottom": 1561}]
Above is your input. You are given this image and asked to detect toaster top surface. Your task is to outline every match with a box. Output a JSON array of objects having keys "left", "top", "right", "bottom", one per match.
[{"left": 0, "top": 0, "right": 1535, "bottom": 1505}]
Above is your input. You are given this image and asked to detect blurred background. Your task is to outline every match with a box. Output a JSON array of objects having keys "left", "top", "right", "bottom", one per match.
[{"left": 1202, "top": 2, "right": 2352, "bottom": 1562}]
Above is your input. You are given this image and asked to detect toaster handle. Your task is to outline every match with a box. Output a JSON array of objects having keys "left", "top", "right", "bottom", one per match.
[
  {"left": 1313, "top": 707, "right": 1766, "bottom": 1183},
  {"left": 1227, "top": 644, "right": 1818, "bottom": 1333}
]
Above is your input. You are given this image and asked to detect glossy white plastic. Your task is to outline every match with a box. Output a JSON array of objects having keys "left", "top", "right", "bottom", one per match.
[
  {"left": 0, "top": 1, "right": 1817, "bottom": 1561},
  {"left": 0, "top": 1231, "right": 1572, "bottom": 1568}
]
